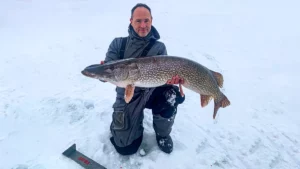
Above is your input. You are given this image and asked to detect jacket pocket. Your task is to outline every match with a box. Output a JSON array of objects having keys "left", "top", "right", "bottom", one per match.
[{"left": 111, "top": 99, "right": 129, "bottom": 131}]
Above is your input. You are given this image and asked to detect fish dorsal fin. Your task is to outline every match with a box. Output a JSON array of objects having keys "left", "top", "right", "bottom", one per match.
[
  {"left": 211, "top": 70, "right": 223, "bottom": 88},
  {"left": 124, "top": 84, "right": 135, "bottom": 103}
]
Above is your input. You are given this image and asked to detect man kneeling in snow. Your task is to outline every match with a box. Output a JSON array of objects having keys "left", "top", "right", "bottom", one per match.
[{"left": 100, "top": 3, "right": 185, "bottom": 155}]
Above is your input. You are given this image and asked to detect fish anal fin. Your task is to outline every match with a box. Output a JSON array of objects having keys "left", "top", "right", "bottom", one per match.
[
  {"left": 211, "top": 70, "right": 224, "bottom": 88},
  {"left": 201, "top": 95, "right": 212, "bottom": 107},
  {"left": 125, "top": 84, "right": 135, "bottom": 103}
]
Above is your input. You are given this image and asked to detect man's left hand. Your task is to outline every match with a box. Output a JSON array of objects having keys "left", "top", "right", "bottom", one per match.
[
  {"left": 166, "top": 75, "right": 184, "bottom": 85},
  {"left": 166, "top": 75, "right": 185, "bottom": 97}
]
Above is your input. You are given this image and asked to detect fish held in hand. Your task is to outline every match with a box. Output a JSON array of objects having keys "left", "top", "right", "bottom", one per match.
[{"left": 81, "top": 56, "right": 230, "bottom": 119}]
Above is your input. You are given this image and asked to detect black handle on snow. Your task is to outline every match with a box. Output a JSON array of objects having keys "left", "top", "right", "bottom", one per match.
[{"left": 62, "top": 144, "right": 107, "bottom": 169}]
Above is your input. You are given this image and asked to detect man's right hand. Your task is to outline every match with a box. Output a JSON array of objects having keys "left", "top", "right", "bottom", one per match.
[{"left": 99, "top": 60, "right": 107, "bottom": 83}]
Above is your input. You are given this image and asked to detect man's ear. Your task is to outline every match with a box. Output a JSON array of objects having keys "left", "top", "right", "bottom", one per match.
[{"left": 130, "top": 18, "right": 133, "bottom": 24}]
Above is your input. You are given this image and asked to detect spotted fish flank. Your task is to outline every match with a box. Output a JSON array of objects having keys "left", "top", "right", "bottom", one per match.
[{"left": 81, "top": 55, "right": 230, "bottom": 119}]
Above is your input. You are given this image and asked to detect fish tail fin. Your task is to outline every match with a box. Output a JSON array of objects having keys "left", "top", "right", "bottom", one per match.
[
  {"left": 213, "top": 94, "right": 230, "bottom": 119},
  {"left": 211, "top": 70, "right": 224, "bottom": 88}
]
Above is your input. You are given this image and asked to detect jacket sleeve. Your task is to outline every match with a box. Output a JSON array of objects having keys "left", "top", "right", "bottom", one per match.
[
  {"left": 105, "top": 38, "right": 121, "bottom": 62},
  {"left": 158, "top": 42, "right": 168, "bottom": 55}
]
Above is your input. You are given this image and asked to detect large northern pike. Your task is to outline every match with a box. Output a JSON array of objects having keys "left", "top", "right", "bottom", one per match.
[{"left": 81, "top": 55, "right": 230, "bottom": 119}]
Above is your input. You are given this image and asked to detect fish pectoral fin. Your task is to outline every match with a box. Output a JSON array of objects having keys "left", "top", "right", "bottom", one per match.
[
  {"left": 200, "top": 95, "right": 212, "bottom": 107},
  {"left": 124, "top": 84, "right": 135, "bottom": 103},
  {"left": 211, "top": 70, "right": 224, "bottom": 88}
]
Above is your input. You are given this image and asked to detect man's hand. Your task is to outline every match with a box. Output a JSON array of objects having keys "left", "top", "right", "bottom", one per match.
[
  {"left": 166, "top": 75, "right": 184, "bottom": 85},
  {"left": 166, "top": 75, "right": 185, "bottom": 97},
  {"left": 99, "top": 60, "right": 107, "bottom": 83}
]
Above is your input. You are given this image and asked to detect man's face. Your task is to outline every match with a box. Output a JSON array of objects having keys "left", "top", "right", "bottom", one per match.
[{"left": 130, "top": 7, "right": 152, "bottom": 37}]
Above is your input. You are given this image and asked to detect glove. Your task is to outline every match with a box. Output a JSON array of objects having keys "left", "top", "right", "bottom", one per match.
[{"left": 168, "top": 85, "right": 185, "bottom": 105}]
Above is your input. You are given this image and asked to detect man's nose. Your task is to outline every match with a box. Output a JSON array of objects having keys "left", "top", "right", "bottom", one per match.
[{"left": 140, "top": 21, "right": 146, "bottom": 28}]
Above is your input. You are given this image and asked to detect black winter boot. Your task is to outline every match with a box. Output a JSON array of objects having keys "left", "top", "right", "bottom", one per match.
[{"left": 156, "top": 134, "right": 173, "bottom": 154}]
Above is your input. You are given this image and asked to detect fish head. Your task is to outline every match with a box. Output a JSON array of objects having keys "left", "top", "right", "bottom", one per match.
[{"left": 81, "top": 63, "right": 130, "bottom": 83}]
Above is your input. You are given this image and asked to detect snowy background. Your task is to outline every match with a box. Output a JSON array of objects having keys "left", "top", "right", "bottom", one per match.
[{"left": 1, "top": 0, "right": 300, "bottom": 169}]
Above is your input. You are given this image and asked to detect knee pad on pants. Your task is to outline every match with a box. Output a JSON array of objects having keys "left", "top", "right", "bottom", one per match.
[{"left": 110, "top": 134, "right": 143, "bottom": 155}]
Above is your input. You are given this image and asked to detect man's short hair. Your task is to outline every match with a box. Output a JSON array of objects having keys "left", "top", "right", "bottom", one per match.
[{"left": 131, "top": 3, "right": 152, "bottom": 18}]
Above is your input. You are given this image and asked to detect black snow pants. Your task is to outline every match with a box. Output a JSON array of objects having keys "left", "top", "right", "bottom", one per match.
[{"left": 109, "top": 85, "right": 185, "bottom": 155}]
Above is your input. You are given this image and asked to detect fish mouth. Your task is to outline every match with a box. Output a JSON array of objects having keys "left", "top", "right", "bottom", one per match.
[
  {"left": 81, "top": 70, "right": 97, "bottom": 78},
  {"left": 81, "top": 64, "right": 103, "bottom": 78}
]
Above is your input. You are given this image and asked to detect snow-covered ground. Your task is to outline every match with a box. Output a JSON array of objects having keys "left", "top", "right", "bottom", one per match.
[{"left": 1, "top": 0, "right": 300, "bottom": 169}]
